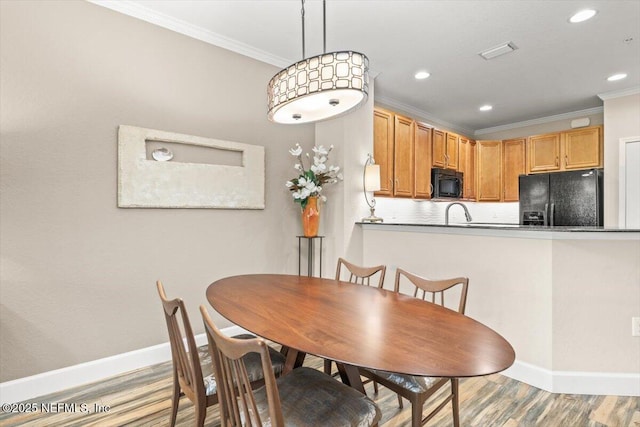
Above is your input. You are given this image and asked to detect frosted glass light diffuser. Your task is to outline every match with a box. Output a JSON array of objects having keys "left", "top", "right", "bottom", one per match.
[{"left": 364, "top": 164, "right": 381, "bottom": 191}]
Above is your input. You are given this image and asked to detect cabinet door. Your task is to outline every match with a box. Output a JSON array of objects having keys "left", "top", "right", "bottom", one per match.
[
  {"left": 373, "top": 108, "right": 394, "bottom": 196},
  {"left": 465, "top": 141, "right": 477, "bottom": 200},
  {"left": 503, "top": 138, "right": 526, "bottom": 201},
  {"left": 528, "top": 133, "right": 561, "bottom": 173},
  {"left": 414, "top": 123, "right": 432, "bottom": 199},
  {"left": 446, "top": 132, "right": 459, "bottom": 170},
  {"left": 562, "top": 126, "right": 602, "bottom": 170},
  {"left": 477, "top": 140, "right": 503, "bottom": 201},
  {"left": 458, "top": 138, "right": 476, "bottom": 200},
  {"left": 393, "top": 114, "right": 414, "bottom": 197},
  {"left": 432, "top": 129, "right": 446, "bottom": 168}
]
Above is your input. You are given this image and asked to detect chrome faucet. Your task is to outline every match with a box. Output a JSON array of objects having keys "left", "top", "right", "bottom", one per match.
[{"left": 445, "top": 202, "right": 472, "bottom": 225}]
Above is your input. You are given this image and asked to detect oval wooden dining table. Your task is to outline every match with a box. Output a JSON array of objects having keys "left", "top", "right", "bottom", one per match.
[{"left": 206, "top": 274, "right": 515, "bottom": 393}]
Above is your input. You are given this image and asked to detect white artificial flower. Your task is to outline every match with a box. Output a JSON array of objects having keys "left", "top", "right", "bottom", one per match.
[
  {"left": 294, "top": 163, "right": 303, "bottom": 171},
  {"left": 313, "top": 155, "right": 327, "bottom": 165},
  {"left": 329, "top": 165, "right": 340, "bottom": 172},
  {"left": 312, "top": 145, "right": 329, "bottom": 155},
  {"left": 285, "top": 181, "right": 294, "bottom": 188},
  {"left": 300, "top": 188, "right": 311, "bottom": 199},
  {"left": 292, "top": 190, "right": 302, "bottom": 199},
  {"left": 298, "top": 177, "right": 308, "bottom": 186},
  {"left": 289, "top": 144, "right": 302, "bottom": 156},
  {"left": 311, "top": 163, "right": 327, "bottom": 174},
  {"left": 321, "top": 195, "right": 327, "bottom": 202},
  {"left": 337, "top": 173, "right": 344, "bottom": 181}
]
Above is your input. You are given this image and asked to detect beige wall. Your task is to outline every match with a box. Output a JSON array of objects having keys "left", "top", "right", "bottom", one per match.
[
  {"left": 602, "top": 93, "right": 640, "bottom": 227},
  {"left": 0, "top": 1, "right": 315, "bottom": 381}
]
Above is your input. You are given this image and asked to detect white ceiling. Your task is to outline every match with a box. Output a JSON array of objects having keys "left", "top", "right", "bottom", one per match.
[{"left": 96, "top": 0, "right": 640, "bottom": 135}]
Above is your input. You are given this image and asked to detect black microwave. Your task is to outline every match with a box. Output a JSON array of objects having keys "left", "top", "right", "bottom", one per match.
[{"left": 432, "top": 168, "right": 463, "bottom": 198}]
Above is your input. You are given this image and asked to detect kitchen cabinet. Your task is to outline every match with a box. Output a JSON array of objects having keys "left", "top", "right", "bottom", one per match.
[
  {"left": 373, "top": 107, "right": 394, "bottom": 197},
  {"left": 562, "top": 126, "right": 602, "bottom": 170},
  {"left": 477, "top": 140, "right": 503, "bottom": 202},
  {"left": 503, "top": 138, "right": 526, "bottom": 201},
  {"left": 527, "top": 126, "right": 602, "bottom": 173},
  {"left": 465, "top": 140, "right": 477, "bottom": 199},
  {"left": 528, "top": 133, "right": 561, "bottom": 172},
  {"left": 458, "top": 137, "right": 476, "bottom": 200},
  {"left": 432, "top": 130, "right": 458, "bottom": 170},
  {"left": 446, "top": 132, "right": 459, "bottom": 170},
  {"left": 414, "top": 122, "right": 433, "bottom": 199},
  {"left": 393, "top": 114, "right": 415, "bottom": 197},
  {"left": 432, "top": 129, "right": 446, "bottom": 168}
]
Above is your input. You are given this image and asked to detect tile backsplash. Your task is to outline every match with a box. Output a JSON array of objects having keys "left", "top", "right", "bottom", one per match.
[{"left": 373, "top": 198, "right": 520, "bottom": 224}]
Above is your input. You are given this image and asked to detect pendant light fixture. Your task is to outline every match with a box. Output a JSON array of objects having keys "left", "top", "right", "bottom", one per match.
[{"left": 267, "top": 0, "right": 369, "bottom": 124}]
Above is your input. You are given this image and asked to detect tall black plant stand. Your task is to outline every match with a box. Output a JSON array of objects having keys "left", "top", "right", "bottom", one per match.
[{"left": 297, "top": 236, "right": 324, "bottom": 277}]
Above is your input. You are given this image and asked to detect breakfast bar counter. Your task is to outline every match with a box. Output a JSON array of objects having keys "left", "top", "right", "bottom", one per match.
[{"left": 358, "top": 222, "right": 640, "bottom": 397}]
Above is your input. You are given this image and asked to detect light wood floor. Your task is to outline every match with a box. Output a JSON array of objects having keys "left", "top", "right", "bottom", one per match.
[{"left": 1, "top": 350, "right": 638, "bottom": 427}]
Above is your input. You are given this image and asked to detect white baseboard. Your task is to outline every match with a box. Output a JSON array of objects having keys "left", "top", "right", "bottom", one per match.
[
  {"left": 2, "top": 336, "right": 638, "bottom": 404},
  {"left": 502, "top": 360, "right": 640, "bottom": 396},
  {"left": 0, "top": 325, "right": 246, "bottom": 404}
]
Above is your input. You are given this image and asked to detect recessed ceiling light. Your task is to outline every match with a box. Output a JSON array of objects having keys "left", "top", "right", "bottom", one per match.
[
  {"left": 414, "top": 71, "right": 430, "bottom": 80},
  {"left": 569, "top": 9, "right": 597, "bottom": 23},
  {"left": 479, "top": 105, "right": 493, "bottom": 112},
  {"left": 607, "top": 73, "right": 628, "bottom": 81}
]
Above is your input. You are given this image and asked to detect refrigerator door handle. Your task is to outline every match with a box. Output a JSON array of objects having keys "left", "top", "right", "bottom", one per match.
[
  {"left": 544, "top": 203, "right": 549, "bottom": 226},
  {"left": 550, "top": 203, "right": 555, "bottom": 227}
]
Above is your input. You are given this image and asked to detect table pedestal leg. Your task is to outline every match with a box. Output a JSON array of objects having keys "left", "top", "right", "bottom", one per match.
[{"left": 281, "top": 346, "right": 306, "bottom": 374}]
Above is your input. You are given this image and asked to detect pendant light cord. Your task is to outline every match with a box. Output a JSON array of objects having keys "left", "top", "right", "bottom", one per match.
[
  {"left": 301, "top": 0, "right": 306, "bottom": 58},
  {"left": 323, "top": 0, "right": 326, "bottom": 53}
]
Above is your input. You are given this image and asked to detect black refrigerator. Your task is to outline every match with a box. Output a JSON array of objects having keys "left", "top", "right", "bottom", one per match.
[{"left": 519, "top": 169, "right": 603, "bottom": 226}]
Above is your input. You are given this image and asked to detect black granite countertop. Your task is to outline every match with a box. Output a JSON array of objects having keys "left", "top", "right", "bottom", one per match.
[{"left": 356, "top": 222, "right": 640, "bottom": 232}]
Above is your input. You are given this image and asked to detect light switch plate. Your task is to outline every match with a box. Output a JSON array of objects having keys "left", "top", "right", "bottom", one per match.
[{"left": 632, "top": 317, "right": 640, "bottom": 337}]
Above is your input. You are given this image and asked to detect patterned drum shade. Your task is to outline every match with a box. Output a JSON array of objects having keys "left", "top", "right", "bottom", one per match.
[{"left": 267, "top": 51, "right": 369, "bottom": 124}]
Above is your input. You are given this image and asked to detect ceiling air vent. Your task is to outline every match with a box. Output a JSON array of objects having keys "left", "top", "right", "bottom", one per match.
[{"left": 479, "top": 42, "right": 518, "bottom": 60}]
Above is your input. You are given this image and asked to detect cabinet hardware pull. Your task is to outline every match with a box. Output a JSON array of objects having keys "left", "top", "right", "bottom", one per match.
[
  {"left": 555, "top": 157, "right": 559, "bottom": 166},
  {"left": 565, "top": 155, "right": 568, "bottom": 166}
]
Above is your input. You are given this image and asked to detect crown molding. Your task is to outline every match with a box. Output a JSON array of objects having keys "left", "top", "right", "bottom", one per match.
[
  {"left": 473, "top": 106, "right": 604, "bottom": 136},
  {"left": 597, "top": 86, "right": 640, "bottom": 101},
  {"left": 89, "top": 0, "right": 293, "bottom": 68},
  {"left": 374, "top": 95, "right": 475, "bottom": 137}
]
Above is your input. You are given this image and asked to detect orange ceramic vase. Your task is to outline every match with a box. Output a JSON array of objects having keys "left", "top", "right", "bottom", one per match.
[{"left": 302, "top": 196, "right": 320, "bottom": 237}]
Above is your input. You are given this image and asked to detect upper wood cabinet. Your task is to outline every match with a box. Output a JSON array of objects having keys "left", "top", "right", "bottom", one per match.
[
  {"left": 477, "top": 140, "right": 503, "bottom": 202},
  {"left": 527, "top": 126, "right": 602, "bottom": 173},
  {"left": 432, "top": 130, "right": 459, "bottom": 170},
  {"left": 562, "top": 126, "right": 603, "bottom": 170},
  {"left": 446, "top": 133, "right": 459, "bottom": 170},
  {"left": 458, "top": 137, "right": 476, "bottom": 200},
  {"left": 502, "top": 138, "right": 526, "bottom": 202},
  {"left": 373, "top": 108, "right": 394, "bottom": 197},
  {"left": 414, "top": 122, "right": 433, "bottom": 199},
  {"left": 432, "top": 129, "right": 446, "bottom": 168},
  {"left": 393, "top": 114, "right": 415, "bottom": 197}
]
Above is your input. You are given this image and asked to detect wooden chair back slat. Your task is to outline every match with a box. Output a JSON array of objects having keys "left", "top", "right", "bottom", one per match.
[
  {"left": 395, "top": 268, "right": 469, "bottom": 314},
  {"left": 335, "top": 257, "right": 386, "bottom": 288}
]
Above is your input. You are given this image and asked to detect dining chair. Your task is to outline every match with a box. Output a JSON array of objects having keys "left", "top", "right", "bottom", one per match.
[
  {"left": 335, "top": 257, "right": 386, "bottom": 287},
  {"left": 156, "top": 281, "right": 286, "bottom": 427},
  {"left": 328, "top": 258, "right": 387, "bottom": 380},
  {"left": 359, "top": 269, "right": 469, "bottom": 427},
  {"left": 200, "top": 305, "right": 382, "bottom": 427}
]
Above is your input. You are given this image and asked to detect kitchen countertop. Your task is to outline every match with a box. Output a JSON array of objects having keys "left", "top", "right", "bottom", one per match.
[{"left": 357, "top": 222, "right": 640, "bottom": 239}]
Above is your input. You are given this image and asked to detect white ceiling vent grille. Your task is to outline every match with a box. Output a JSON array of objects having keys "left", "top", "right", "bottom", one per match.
[{"left": 479, "top": 42, "right": 518, "bottom": 60}]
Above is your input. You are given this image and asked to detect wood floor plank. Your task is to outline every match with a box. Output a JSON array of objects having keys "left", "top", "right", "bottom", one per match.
[{"left": 0, "top": 348, "right": 636, "bottom": 427}]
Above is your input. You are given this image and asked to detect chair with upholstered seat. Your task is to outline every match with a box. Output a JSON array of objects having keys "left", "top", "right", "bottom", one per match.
[
  {"left": 358, "top": 269, "right": 469, "bottom": 427},
  {"left": 200, "top": 305, "right": 381, "bottom": 427},
  {"left": 327, "top": 258, "right": 387, "bottom": 380},
  {"left": 156, "top": 281, "right": 286, "bottom": 427}
]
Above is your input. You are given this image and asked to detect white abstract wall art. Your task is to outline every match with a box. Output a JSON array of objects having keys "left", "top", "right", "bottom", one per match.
[{"left": 118, "top": 125, "right": 265, "bottom": 209}]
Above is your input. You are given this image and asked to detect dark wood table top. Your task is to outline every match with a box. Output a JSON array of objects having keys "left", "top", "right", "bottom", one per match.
[{"left": 206, "top": 274, "right": 515, "bottom": 378}]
